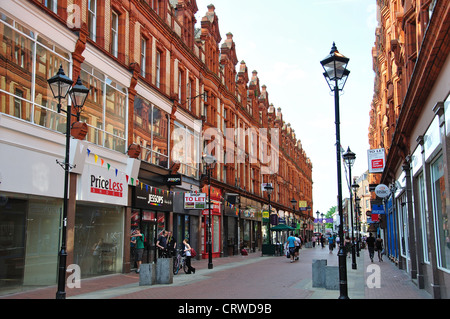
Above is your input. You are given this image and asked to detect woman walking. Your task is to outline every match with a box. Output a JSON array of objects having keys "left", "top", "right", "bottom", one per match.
[{"left": 183, "top": 239, "right": 196, "bottom": 274}]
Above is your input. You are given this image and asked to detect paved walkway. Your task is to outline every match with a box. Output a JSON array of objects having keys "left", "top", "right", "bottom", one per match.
[{"left": 0, "top": 245, "right": 432, "bottom": 300}]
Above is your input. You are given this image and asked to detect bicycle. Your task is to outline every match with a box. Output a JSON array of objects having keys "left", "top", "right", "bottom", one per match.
[{"left": 173, "top": 249, "right": 189, "bottom": 275}]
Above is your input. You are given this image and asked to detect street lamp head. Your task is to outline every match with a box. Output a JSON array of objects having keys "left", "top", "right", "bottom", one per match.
[
  {"left": 352, "top": 182, "right": 360, "bottom": 192},
  {"left": 320, "top": 42, "right": 350, "bottom": 91},
  {"left": 69, "top": 76, "right": 90, "bottom": 118},
  {"left": 47, "top": 64, "right": 74, "bottom": 102},
  {"left": 264, "top": 183, "right": 273, "bottom": 195},
  {"left": 202, "top": 153, "right": 217, "bottom": 169},
  {"left": 343, "top": 147, "right": 356, "bottom": 167}
]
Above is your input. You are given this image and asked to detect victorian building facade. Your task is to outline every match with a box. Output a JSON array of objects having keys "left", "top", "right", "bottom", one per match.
[
  {"left": 368, "top": 0, "right": 449, "bottom": 298},
  {"left": 0, "top": 0, "right": 312, "bottom": 294}
]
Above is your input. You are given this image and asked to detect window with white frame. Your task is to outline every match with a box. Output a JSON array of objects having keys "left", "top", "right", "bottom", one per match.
[
  {"left": 140, "top": 37, "right": 146, "bottom": 77},
  {"left": 172, "top": 121, "right": 200, "bottom": 179},
  {"left": 88, "top": 0, "right": 97, "bottom": 41},
  {"left": 111, "top": 11, "right": 119, "bottom": 58},
  {"left": 45, "top": 0, "right": 58, "bottom": 13},
  {"left": 156, "top": 50, "right": 161, "bottom": 88}
]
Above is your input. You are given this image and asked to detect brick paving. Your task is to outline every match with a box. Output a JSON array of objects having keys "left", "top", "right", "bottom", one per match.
[{"left": 0, "top": 245, "right": 432, "bottom": 300}]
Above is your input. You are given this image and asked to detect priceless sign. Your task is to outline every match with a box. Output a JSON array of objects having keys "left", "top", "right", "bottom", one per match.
[{"left": 368, "top": 148, "right": 385, "bottom": 173}]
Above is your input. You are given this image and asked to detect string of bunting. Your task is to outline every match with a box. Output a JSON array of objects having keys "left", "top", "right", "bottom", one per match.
[{"left": 86, "top": 147, "right": 242, "bottom": 212}]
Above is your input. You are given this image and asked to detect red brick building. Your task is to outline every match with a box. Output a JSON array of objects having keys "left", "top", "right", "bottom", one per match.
[
  {"left": 0, "top": 0, "right": 312, "bottom": 293},
  {"left": 368, "top": 0, "right": 450, "bottom": 298}
]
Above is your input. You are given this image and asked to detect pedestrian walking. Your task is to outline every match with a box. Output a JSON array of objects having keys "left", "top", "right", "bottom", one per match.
[
  {"left": 183, "top": 239, "right": 195, "bottom": 274},
  {"left": 344, "top": 236, "right": 351, "bottom": 258},
  {"left": 320, "top": 235, "right": 325, "bottom": 248},
  {"left": 366, "top": 232, "right": 376, "bottom": 262},
  {"left": 294, "top": 234, "right": 301, "bottom": 261},
  {"left": 328, "top": 235, "right": 334, "bottom": 254},
  {"left": 131, "top": 229, "right": 145, "bottom": 273},
  {"left": 286, "top": 233, "right": 297, "bottom": 262},
  {"left": 376, "top": 234, "right": 384, "bottom": 262}
]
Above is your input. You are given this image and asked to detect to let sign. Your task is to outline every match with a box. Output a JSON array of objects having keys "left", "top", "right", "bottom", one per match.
[{"left": 368, "top": 148, "right": 385, "bottom": 173}]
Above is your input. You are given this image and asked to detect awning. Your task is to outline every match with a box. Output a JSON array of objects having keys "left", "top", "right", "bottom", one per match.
[{"left": 270, "top": 224, "right": 295, "bottom": 231}]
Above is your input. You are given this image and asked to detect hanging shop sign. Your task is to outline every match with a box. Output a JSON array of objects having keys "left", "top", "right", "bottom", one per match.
[
  {"left": 133, "top": 185, "right": 173, "bottom": 211},
  {"left": 184, "top": 193, "right": 206, "bottom": 209},
  {"left": 368, "top": 148, "right": 385, "bottom": 173},
  {"left": 375, "top": 184, "right": 390, "bottom": 198}
]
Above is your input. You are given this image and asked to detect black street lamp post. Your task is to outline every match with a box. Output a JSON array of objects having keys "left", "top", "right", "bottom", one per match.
[
  {"left": 48, "top": 65, "right": 89, "bottom": 299},
  {"left": 203, "top": 154, "right": 216, "bottom": 270},
  {"left": 352, "top": 185, "right": 360, "bottom": 257},
  {"left": 264, "top": 183, "right": 274, "bottom": 245},
  {"left": 320, "top": 42, "right": 350, "bottom": 299},
  {"left": 343, "top": 147, "right": 357, "bottom": 270}
]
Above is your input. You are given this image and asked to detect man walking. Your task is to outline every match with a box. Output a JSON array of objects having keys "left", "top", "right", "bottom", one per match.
[{"left": 366, "top": 232, "right": 376, "bottom": 262}]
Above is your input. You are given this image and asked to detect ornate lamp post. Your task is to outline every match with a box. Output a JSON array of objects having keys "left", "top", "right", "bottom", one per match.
[
  {"left": 320, "top": 42, "right": 350, "bottom": 299},
  {"left": 48, "top": 65, "right": 89, "bottom": 299},
  {"left": 203, "top": 153, "right": 217, "bottom": 269},
  {"left": 343, "top": 147, "right": 357, "bottom": 270}
]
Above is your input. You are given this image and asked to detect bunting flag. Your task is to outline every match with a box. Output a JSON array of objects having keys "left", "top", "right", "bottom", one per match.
[{"left": 85, "top": 148, "right": 254, "bottom": 211}]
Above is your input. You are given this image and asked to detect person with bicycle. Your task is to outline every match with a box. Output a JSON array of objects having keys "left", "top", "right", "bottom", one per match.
[
  {"left": 183, "top": 238, "right": 195, "bottom": 274},
  {"left": 156, "top": 230, "right": 168, "bottom": 258},
  {"left": 167, "top": 231, "right": 177, "bottom": 258}
]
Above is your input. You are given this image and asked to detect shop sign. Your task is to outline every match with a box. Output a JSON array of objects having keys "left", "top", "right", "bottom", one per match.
[
  {"left": 375, "top": 184, "right": 390, "bottom": 198},
  {"left": 184, "top": 193, "right": 206, "bottom": 209},
  {"left": 78, "top": 163, "right": 128, "bottom": 206},
  {"left": 368, "top": 148, "right": 385, "bottom": 173},
  {"left": 133, "top": 186, "right": 173, "bottom": 211},
  {"left": 164, "top": 174, "right": 182, "bottom": 186},
  {"left": 202, "top": 199, "right": 221, "bottom": 215}
]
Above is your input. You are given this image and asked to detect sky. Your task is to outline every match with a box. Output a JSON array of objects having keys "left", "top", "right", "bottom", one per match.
[{"left": 194, "top": 0, "right": 377, "bottom": 214}]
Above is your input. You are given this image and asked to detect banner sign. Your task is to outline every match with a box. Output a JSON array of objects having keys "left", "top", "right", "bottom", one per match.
[
  {"left": 368, "top": 148, "right": 385, "bottom": 173},
  {"left": 133, "top": 185, "right": 173, "bottom": 211},
  {"left": 184, "top": 193, "right": 206, "bottom": 209}
]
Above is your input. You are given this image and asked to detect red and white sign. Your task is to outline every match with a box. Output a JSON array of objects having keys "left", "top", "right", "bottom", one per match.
[
  {"left": 78, "top": 163, "right": 128, "bottom": 205},
  {"left": 368, "top": 148, "right": 385, "bottom": 173}
]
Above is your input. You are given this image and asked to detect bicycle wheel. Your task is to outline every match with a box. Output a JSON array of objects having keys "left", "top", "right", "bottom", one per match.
[{"left": 173, "top": 256, "right": 180, "bottom": 275}]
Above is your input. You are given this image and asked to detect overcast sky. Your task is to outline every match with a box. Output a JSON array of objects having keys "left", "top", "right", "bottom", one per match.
[{"left": 194, "top": 0, "right": 377, "bottom": 214}]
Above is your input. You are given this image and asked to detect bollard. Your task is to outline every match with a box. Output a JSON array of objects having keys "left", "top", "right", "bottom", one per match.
[
  {"left": 139, "top": 263, "right": 156, "bottom": 286},
  {"left": 325, "top": 266, "right": 339, "bottom": 290},
  {"left": 156, "top": 258, "right": 173, "bottom": 284},
  {"left": 312, "top": 259, "right": 327, "bottom": 288}
]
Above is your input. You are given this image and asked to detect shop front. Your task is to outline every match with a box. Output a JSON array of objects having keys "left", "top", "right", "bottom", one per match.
[
  {"left": 201, "top": 186, "right": 222, "bottom": 259},
  {"left": 172, "top": 190, "right": 203, "bottom": 257},
  {"left": 74, "top": 161, "right": 129, "bottom": 278},
  {"left": 131, "top": 183, "right": 173, "bottom": 267}
]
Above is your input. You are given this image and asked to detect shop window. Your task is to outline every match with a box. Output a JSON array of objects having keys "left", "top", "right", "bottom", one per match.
[
  {"left": 74, "top": 204, "right": 124, "bottom": 278},
  {"left": 431, "top": 155, "right": 449, "bottom": 271},
  {"left": 80, "top": 63, "right": 127, "bottom": 153},
  {"left": 133, "top": 95, "right": 169, "bottom": 168},
  {"left": 0, "top": 12, "right": 70, "bottom": 133}
]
